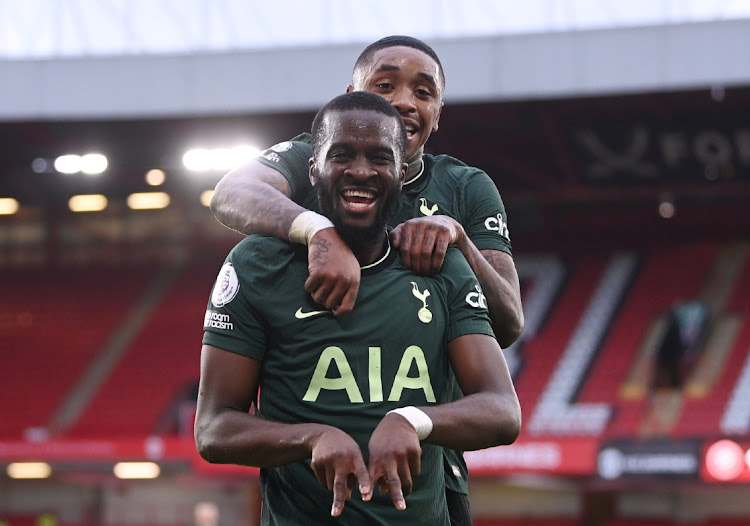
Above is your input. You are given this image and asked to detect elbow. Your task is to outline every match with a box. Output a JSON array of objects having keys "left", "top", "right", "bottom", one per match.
[
  {"left": 194, "top": 420, "right": 225, "bottom": 464},
  {"left": 492, "top": 397, "right": 522, "bottom": 446},
  {"left": 502, "top": 408, "right": 522, "bottom": 445},
  {"left": 495, "top": 312, "right": 524, "bottom": 349},
  {"left": 194, "top": 430, "right": 214, "bottom": 463}
]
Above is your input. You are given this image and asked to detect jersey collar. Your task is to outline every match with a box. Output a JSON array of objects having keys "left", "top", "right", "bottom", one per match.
[
  {"left": 403, "top": 157, "right": 425, "bottom": 187},
  {"left": 361, "top": 235, "right": 397, "bottom": 277}
]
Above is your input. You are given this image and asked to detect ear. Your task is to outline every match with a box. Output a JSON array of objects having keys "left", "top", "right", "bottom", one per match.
[
  {"left": 432, "top": 101, "right": 444, "bottom": 132},
  {"left": 399, "top": 162, "right": 409, "bottom": 185},
  {"left": 308, "top": 157, "right": 318, "bottom": 186},
  {"left": 345, "top": 84, "right": 355, "bottom": 93}
]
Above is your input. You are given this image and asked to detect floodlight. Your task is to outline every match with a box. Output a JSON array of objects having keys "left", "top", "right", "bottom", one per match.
[
  {"left": 7, "top": 462, "right": 52, "bottom": 479},
  {"left": 0, "top": 198, "right": 20, "bottom": 215},
  {"left": 127, "top": 192, "right": 170, "bottom": 210},
  {"left": 68, "top": 194, "right": 108, "bottom": 212},
  {"left": 113, "top": 462, "right": 160, "bottom": 479}
]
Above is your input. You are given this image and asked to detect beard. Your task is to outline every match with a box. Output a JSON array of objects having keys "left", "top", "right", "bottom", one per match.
[{"left": 315, "top": 183, "right": 402, "bottom": 253}]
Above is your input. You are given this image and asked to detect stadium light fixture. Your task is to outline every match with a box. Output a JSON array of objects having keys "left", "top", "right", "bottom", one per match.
[
  {"left": 658, "top": 193, "right": 675, "bottom": 219},
  {"left": 54, "top": 154, "right": 82, "bottom": 174},
  {"left": 7, "top": 462, "right": 52, "bottom": 479},
  {"left": 80, "top": 153, "right": 108, "bottom": 175},
  {"left": 113, "top": 461, "right": 160, "bottom": 479},
  {"left": 0, "top": 197, "right": 20, "bottom": 215},
  {"left": 127, "top": 192, "right": 170, "bottom": 210},
  {"left": 145, "top": 169, "right": 166, "bottom": 186},
  {"left": 200, "top": 190, "right": 213, "bottom": 207},
  {"left": 68, "top": 194, "right": 108, "bottom": 212},
  {"left": 53, "top": 153, "right": 108, "bottom": 175},
  {"left": 182, "top": 145, "right": 261, "bottom": 172},
  {"left": 31, "top": 158, "right": 48, "bottom": 173}
]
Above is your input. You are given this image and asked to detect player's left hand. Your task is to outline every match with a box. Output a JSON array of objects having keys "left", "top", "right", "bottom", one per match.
[
  {"left": 366, "top": 412, "right": 423, "bottom": 511},
  {"left": 390, "top": 216, "right": 465, "bottom": 276}
]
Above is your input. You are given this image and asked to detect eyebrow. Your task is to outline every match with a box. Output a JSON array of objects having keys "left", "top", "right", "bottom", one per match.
[
  {"left": 374, "top": 64, "right": 438, "bottom": 89},
  {"left": 327, "top": 141, "right": 396, "bottom": 157}
]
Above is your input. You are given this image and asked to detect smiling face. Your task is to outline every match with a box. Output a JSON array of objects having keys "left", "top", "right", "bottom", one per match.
[
  {"left": 310, "top": 108, "right": 406, "bottom": 252},
  {"left": 350, "top": 46, "right": 444, "bottom": 166}
]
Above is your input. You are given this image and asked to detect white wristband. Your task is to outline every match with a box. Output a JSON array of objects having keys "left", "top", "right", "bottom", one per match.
[
  {"left": 288, "top": 211, "right": 335, "bottom": 245},
  {"left": 388, "top": 406, "right": 433, "bottom": 440}
]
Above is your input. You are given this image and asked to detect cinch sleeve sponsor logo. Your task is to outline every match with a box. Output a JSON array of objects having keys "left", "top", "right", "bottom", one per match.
[
  {"left": 465, "top": 283, "right": 488, "bottom": 309},
  {"left": 204, "top": 310, "right": 234, "bottom": 330},
  {"left": 484, "top": 213, "right": 510, "bottom": 240},
  {"left": 211, "top": 263, "right": 240, "bottom": 307}
]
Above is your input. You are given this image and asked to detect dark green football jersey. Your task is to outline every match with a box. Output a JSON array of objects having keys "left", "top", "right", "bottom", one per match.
[
  {"left": 255, "top": 133, "right": 512, "bottom": 493},
  {"left": 203, "top": 236, "right": 493, "bottom": 525}
]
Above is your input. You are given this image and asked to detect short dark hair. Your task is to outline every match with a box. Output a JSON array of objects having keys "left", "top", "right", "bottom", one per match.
[
  {"left": 310, "top": 91, "right": 407, "bottom": 164},
  {"left": 352, "top": 35, "right": 445, "bottom": 92}
]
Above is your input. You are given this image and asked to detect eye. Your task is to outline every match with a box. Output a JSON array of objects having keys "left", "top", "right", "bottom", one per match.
[
  {"left": 375, "top": 82, "right": 394, "bottom": 91},
  {"left": 372, "top": 154, "right": 394, "bottom": 165},
  {"left": 329, "top": 151, "right": 350, "bottom": 162},
  {"left": 415, "top": 88, "right": 433, "bottom": 98}
]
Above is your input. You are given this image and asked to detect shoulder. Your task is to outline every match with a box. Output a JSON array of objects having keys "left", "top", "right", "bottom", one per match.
[
  {"left": 426, "top": 153, "right": 493, "bottom": 187},
  {"left": 257, "top": 133, "right": 312, "bottom": 163},
  {"left": 440, "top": 246, "right": 475, "bottom": 275},
  {"left": 227, "top": 235, "right": 301, "bottom": 278},
  {"left": 290, "top": 132, "right": 312, "bottom": 144}
]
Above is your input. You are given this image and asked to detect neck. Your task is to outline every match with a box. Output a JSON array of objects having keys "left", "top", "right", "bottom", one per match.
[
  {"left": 350, "top": 234, "right": 389, "bottom": 268},
  {"left": 405, "top": 150, "right": 424, "bottom": 183}
]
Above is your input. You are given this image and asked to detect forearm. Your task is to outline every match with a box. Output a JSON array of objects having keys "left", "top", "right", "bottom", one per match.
[
  {"left": 456, "top": 238, "right": 524, "bottom": 347},
  {"left": 210, "top": 161, "right": 307, "bottom": 238},
  {"left": 419, "top": 392, "right": 521, "bottom": 451},
  {"left": 195, "top": 409, "right": 329, "bottom": 468}
]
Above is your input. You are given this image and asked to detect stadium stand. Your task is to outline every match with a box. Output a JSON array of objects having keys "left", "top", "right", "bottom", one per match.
[
  {"left": 0, "top": 264, "right": 158, "bottom": 438},
  {"left": 585, "top": 241, "right": 720, "bottom": 438},
  {"left": 7, "top": 242, "right": 750, "bottom": 446},
  {"left": 66, "top": 255, "right": 221, "bottom": 437}
]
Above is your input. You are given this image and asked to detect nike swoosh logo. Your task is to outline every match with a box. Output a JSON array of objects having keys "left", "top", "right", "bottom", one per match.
[{"left": 295, "top": 308, "right": 331, "bottom": 319}]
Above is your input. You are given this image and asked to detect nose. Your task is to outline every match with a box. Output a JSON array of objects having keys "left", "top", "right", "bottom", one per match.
[
  {"left": 345, "top": 155, "right": 376, "bottom": 181},
  {"left": 388, "top": 86, "right": 416, "bottom": 114}
]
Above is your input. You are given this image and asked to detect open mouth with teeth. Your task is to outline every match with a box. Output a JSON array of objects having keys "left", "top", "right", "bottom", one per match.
[
  {"left": 404, "top": 122, "right": 419, "bottom": 140},
  {"left": 341, "top": 188, "right": 377, "bottom": 212}
]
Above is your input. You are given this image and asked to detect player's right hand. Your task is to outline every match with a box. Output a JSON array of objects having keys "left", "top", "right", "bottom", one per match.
[
  {"left": 310, "top": 427, "right": 372, "bottom": 517},
  {"left": 305, "top": 228, "right": 361, "bottom": 316}
]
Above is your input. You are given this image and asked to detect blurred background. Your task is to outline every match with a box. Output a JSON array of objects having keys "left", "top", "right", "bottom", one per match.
[{"left": 1, "top": 1, "right": 750, "bottom": 525}]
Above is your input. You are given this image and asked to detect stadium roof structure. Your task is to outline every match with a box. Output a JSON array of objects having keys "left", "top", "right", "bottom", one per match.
[
  {"left": 0, "top": 0, "right": 749, "bottom": 246},
  {"left": 3, "top": 0, "right": 750, "bottom": 60}
]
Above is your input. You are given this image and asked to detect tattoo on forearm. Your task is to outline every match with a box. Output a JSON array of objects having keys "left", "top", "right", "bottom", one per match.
[
  {"left": 241, "top": 186, "right": 303, "bottom": 238},
  {"left": 482, "top": 250, "right": 504, "bottom": 269},
  {"left": 309, "top": 238, "right": 331, "bottom": 270}
]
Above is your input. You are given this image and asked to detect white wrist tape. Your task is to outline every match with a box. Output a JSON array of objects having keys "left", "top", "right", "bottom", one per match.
[
  {"left": 388, "top": 406, "right": 433, "bottom": 440},
  {"left": 288, "top": 211, "right": 335, "bottom": 245}
]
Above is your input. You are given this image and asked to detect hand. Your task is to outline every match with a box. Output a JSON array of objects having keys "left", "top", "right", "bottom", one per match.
[
  {"left": 367, "top": 412, "right": 423, "bottom": 511},
  {"left": 390, "top": 216, "right": 465, "bottom": 276},
  {"left": 310, "top": 427, "right": 372, "bottom": 517},
  {"left": 305, "top": 228, "right": 361, "bottom": 315}
]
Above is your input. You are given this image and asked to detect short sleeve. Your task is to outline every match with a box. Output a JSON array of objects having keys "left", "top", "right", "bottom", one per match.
[
  {"left": 439, "top": 248, "right": 495, "bottom": 342},
  {"left": 255, "top": 133, "right": 314, "bottom": 205},
  {"left": 202, "top": 249, "right": 269, "bottom": 361},
  {"left": 460, "top": 169, "right": 513, "bottom": 255}
]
